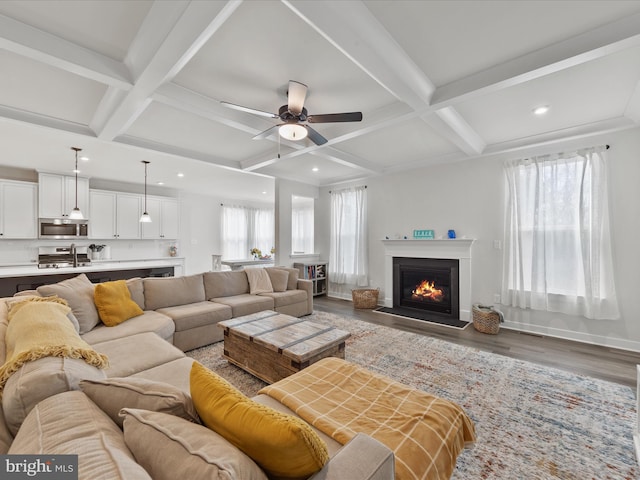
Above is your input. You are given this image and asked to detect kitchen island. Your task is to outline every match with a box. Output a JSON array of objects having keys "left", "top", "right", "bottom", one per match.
[{"left": 0, "top": 258, "right": 184, "bottom": 297}]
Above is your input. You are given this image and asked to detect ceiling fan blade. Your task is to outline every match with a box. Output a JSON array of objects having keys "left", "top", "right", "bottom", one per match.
[
  {"left": 252, "top": 125, "right": 281, "bottom": 140},
  {"left": 305, "top": 125, "right": 327, "bottom": 145},
  {"left": 287, "top": 80, "right": 308, "bottom": 116},
  {"left": 307, "top": 112, "right": 363, "bottom": 123},
  {"left": 220, "top": 101, "right": 278, "bottom": 119}
]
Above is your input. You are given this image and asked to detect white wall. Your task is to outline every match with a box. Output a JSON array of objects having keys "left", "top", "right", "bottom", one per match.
[{"left": 317, "top": 126, "right": 640, "bottom": 351}]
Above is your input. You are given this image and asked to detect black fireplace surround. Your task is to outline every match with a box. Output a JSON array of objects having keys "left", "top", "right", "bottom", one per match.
[{"left": 392, "top": 257, "right": 460, "bottom": 321}]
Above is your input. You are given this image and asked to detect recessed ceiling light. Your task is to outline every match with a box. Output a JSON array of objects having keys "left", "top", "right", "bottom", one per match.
[
  {"left": 312, "top": 167, "right": 319, "bottom": 172},
  {"left": 177, "top": 172, "right": 184, "bottom": 177},
  {"left": 533, "top": 105, "right": 550, "bottom": 116},
  {"left": 262, "top": 191, "right": 267, "bottom": 195},
  {"left": 157, "top": 181, "right": 164, "bottom": 185},
  {"left": 79, "top": 156, "right": 89, "bottom": 161}
]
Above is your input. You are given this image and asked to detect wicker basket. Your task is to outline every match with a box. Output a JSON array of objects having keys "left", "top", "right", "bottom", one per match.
[
  {"left": 472, "top": 304, "right": 501, "bottom": 334},
  {"left": 352, "top": 288, "right": 380, "bottom": 309}
]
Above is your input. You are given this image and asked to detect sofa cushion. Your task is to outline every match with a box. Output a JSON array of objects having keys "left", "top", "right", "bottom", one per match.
[
  {"left": 3, "top": 356, "right": 107, "bottom": 436},
  {"left": 245, "top": 268, "right": 274, "bottom": 295},
  {"left": 92, "top": 333, "right": 184, "bottom": 378},
  {"left": 37, "top": 273, "right": 100, "bottom": 334},
  {"left": 274, "top": 267, "right": 300, "bottom": 290},
  {"left": 130, "top": 357, "right": 194, "bottom": 393},
  {"left": 122, "top": 409, "right": 268, "bottom": 480},
  {"left": 126, "top": 277, "right": 145, "bottom": 310},
  {"left": 203, "top": 271, "right": 249, "bottom": 299},
  {"left": 259, "top": 290, "right": 308, "bottom": 308},
  {"left": 190, "top": 362, "right": 329, "bottom": 480},
  {"left": 143, "top": 274, "right": 206, "bottom": 311},
  {"left": 156, "top": 301, "right": 232, "bottom": 332},
  {"left": 80, "top": 377, "right": 200, "bottom": 428},
  {"left": 81, "top": 310, "right": 175, "bottom": 345},
  {"left": 9, "top": 391, "right": 151, "bottom": 480},
  {"left": 211, "top": 294, "right": 274, "bottom": 318},
  {"left": 266, "top": 268, "right": 289, "bottom": 292},
  {"left": 94, "top": 280, "right": 144, "bottom": 327}
]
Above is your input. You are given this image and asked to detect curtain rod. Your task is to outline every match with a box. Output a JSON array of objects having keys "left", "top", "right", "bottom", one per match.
[{"left": 329, "top": 185, "right": 367, "bottom": 194}]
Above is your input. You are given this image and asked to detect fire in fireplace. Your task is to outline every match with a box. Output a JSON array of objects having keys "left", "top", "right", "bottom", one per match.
[{"left": 393, "top": 257, "right": 459, "bottom": 320}]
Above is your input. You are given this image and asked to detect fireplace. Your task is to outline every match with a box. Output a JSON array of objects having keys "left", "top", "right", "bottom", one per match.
[{"left": 393, "top": 257, "right": 460, "bottom": 320}]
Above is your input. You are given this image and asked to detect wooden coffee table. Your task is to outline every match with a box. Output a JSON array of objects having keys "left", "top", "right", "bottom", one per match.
[{"left": 217, "top": 311, "right": 350, "bottom": 384}]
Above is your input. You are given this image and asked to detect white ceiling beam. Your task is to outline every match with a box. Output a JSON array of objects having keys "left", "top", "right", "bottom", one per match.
[
  {"left": 423, "top": 108, "right": 486, "bottom": 156},
  {"left": 114, "top": 134, "right": 241, "bottom": 170},
  {"left": 93, "top": 0, "right": 242, "bottom": 141},
  {"left": 153, "top": 83, "right": 272, "bottom": 135},
  {"left": 0, "top": 104, "right": 96, "bottom": 138},
  {"left": 432, "top": 12, "right": 640, "bottom": 108},
  {"left": 284, "top": 0, "right": 484, "bottom": 155},
  {"left": 0, "top": 14, "right": 131, "bottom": 89}
]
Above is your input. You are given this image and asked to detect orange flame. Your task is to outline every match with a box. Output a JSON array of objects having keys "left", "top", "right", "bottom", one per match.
[{"left": 411, "top": 280, "right": 444, "bottom": 302}]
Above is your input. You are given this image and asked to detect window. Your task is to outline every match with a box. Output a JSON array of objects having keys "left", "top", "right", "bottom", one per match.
[
  {"left": 501, "top": 146, "right": 619, "bottom": 319},
  {"left": 329, "top": 186, "right": 368, "bottom": 286},
  {"left": 221, "top": 205, "right": 274, "bottom": 259},
  {"left": 291, "top": 195, "right": 314, "bottom": 254}
]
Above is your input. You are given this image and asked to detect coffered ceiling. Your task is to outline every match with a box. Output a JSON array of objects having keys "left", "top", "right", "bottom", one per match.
[{"left": 0, "top": 0, "right": 639, "bottom": 201}]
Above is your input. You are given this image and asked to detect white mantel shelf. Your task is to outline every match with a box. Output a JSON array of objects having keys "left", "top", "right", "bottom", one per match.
[{"left": 381, "top": 238, "right": 475, "bottom": 321}]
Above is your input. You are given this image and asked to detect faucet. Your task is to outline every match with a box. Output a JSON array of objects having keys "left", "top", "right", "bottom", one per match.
[{"left": 70, "top": 243, "right": 77, "bottom": 267}]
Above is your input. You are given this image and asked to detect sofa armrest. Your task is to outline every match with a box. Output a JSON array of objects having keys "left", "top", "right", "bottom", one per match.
[
  {"left": 296, "top": 279, "right": 313, "bottom": 314},
  {"left": 309, "top": 433, "right": 395, "bottom": 480}
]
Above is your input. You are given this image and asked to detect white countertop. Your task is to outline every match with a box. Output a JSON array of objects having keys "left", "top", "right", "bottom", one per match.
[{"left": 0, "top": 258, "right": 184, "bottom": 278}]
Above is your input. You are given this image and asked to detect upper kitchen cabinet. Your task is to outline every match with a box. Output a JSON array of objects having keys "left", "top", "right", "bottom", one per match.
[
  {"left": 89, "top": 190, "right": 141, "bottom": 239},
  {"left": 0, "top": 180, "right": 37, "bottom": 238},
  {"left": 38, "top": 173, "right": 89, "bottom": 219},
  {"left": 141, "top": 196, "right": 179, "bottom": 239}
]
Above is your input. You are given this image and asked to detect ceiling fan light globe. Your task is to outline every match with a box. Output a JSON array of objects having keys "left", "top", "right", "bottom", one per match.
[{"left": 279, "top": 124, "right": 308, "bottom": 141}]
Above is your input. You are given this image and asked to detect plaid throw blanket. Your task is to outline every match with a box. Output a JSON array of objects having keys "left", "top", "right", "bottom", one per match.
[{"left": 259, "top": 357, "right": 475, "bottom": 480}]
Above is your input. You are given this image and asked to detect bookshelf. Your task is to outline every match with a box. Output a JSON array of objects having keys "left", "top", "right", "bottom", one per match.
[{"left": 294, "top": 262, "right": 328, "bottom": 297}]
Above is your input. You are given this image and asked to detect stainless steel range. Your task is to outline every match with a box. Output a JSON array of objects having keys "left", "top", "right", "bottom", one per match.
[{"left": 38, "top": 245, "right": 91, "bottom": 269}]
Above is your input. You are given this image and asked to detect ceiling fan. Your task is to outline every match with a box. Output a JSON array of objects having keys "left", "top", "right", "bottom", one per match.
[{"left": 220, "top": 80, "right": 362, "bottom": 146}]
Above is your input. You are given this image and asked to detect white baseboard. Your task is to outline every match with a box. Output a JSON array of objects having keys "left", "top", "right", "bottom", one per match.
[{"left": 501, "top": 321, "right": 640, "bottom": 353}]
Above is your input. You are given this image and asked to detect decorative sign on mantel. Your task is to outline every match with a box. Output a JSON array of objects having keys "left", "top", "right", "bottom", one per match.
[{"left": 413, "top": 229, "right": 435, "bottom": 239}]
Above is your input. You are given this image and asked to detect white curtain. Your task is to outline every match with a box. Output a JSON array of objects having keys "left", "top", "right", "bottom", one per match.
[
  {"left": 329, "top": 186, "right": 368, "bottom": 286},
  {"left": 501, "top": 146, "right": 619, "bottom": 319},
  {"left": 221, "top": 205, "right": 274, "bottom": 259},
  {"left": 291, "top": 201, "right": 314, "bottom": 254}
]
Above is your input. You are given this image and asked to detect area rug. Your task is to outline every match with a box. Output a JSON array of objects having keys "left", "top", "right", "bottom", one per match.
[{"left": 187, "top": 311, "right": 638, "bottom": 479}]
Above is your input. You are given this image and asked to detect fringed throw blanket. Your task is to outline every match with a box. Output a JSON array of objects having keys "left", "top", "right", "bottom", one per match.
[
  {"left": 0, "top": 297, "right": 109, "bottom": 394},
  {"left": 259, "top": 357, "right": 476, "bottom": 480}
]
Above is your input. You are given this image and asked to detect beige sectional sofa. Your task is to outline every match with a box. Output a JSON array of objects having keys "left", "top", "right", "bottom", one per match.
[{"left": 0, "top": 268, "right": 395, "bottom": 480}]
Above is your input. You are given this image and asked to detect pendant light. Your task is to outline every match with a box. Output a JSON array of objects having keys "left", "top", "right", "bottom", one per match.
[
  {"left": 68, "top": 147, "right": 84, "bottom": 219},
  {"left": 139, "top": 160, "right": 152, "bottom": 223}
]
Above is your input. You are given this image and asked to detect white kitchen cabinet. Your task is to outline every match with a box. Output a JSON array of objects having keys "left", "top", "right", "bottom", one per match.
[
  {"left": 38, "top": 173, "right": 89, "bottom": 219},
  {"left": 89, "top": 190, "right": 141, "bottom": 239},
  {"left": 141, "top": 196, "right": 179, "bottom": 239},
  {"left": 0, "top": 180, "right": 37, "bottom": 238}
]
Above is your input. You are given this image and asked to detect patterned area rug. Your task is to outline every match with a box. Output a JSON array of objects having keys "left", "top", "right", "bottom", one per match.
[{"left": 187, "top": 311, "right": 638, "bottom": 479}]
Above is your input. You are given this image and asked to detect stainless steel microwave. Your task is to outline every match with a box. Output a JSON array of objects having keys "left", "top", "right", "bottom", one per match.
[{"left": 39, "top": 218, "right": 89, "bottom": 239}]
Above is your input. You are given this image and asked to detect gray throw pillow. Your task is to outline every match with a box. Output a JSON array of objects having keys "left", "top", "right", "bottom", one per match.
[
  {"left": 80, "top": 377, "right": 200, "bottom": 429},
  {"left": 36, "top": 274, "right": 99, "bottom": 334},
  {"left": 265, "top": 268, "right": 289, "bottom": 292}
]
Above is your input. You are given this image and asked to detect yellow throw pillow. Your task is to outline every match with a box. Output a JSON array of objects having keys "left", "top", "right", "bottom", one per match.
[
  {"left": 190, "top": 362, "right": 329, "bottom": 480},
  {"left": 94, "top": 280, "right": 144, "bottom": 327}
]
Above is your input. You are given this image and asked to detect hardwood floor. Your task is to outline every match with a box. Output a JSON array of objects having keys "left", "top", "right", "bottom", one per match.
[{"left": 313, "top": 296, "right": 640, "bottom": 389}]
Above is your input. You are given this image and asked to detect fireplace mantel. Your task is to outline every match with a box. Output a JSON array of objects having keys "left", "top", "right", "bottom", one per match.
[{"left": 382, "top": 239, "right": 475, "bottom": 320}]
